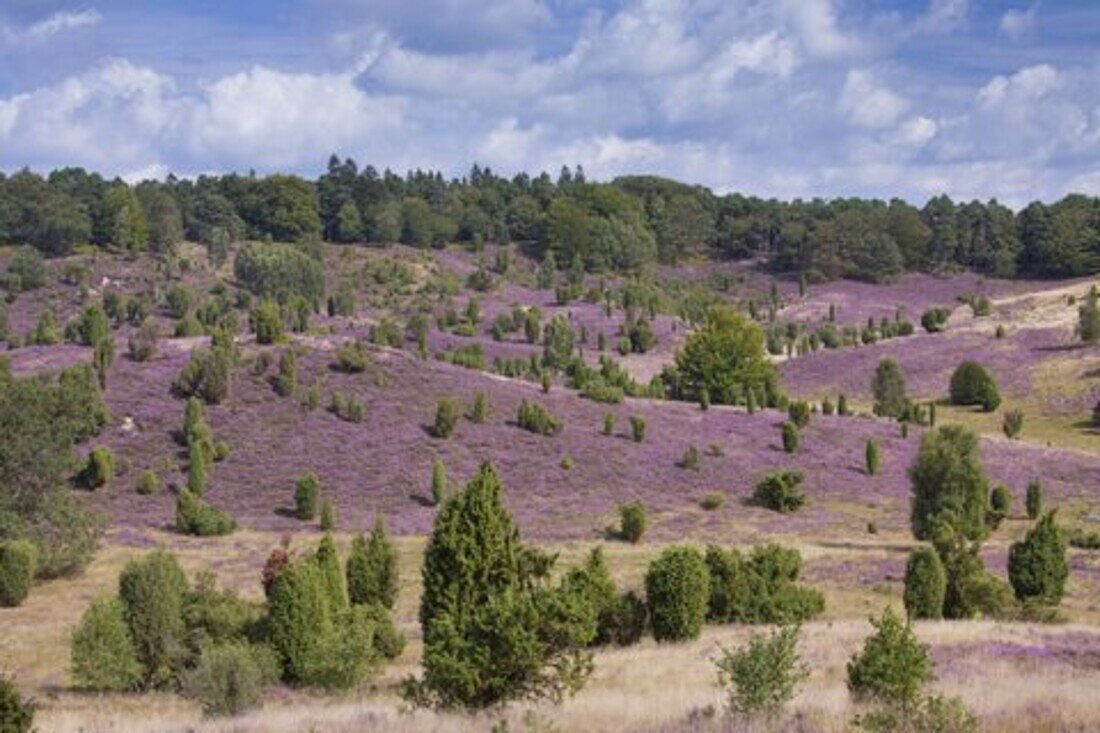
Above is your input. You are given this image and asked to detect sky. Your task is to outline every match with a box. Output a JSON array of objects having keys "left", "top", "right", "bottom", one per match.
[{"left": 0, "top": 0, "right": 1097, "bottom": 206}]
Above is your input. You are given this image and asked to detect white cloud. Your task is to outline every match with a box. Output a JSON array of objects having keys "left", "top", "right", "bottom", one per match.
[
  {"left": 838, "top": 70, "right": 909, "bottom": 128},
  {"left": 1000, "top": 5, "right": 1038, "bottom": 40},
  {"left": 3, "top": 9, "right": 101, "bottom": 44},
  {"left": 978, "top": 64, "right": 1062, "bottom": 106},
  {"left": 913, "top": 0, "right": 968, "bottom": 35},
  {"left": 893, "top": 115, "right": 938, "bottom": 147},
  {"left": 777, "top": 0, "right": 858, "bottom": 58}
]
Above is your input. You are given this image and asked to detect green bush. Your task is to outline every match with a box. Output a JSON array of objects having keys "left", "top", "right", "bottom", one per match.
[
  {"left": 1002, "top": 408, "right": 1024, "bottom": 438},
  {"left": 619, "top": 502, "right": 647, "bottom": 543},
  {"left": 949, "top": 361, "right": 1001, "bottom": 412},
  {"left": 561, "top": 547, "right": 620, "bottom": 647},
  {"left": 70, "top": 596, "right": 142, "bottom": 691},
  {"left": 787, "top": 400, "right": 811, "bottom": 428},
  {"left": 603, "top": 412, "right": 616, "bottom": 435},
  {"left": 865, "top": 439, "right": 880, "bottom": 476},
  {"left": 780, "top": 421, "right": 799, "bottom": 453},
  {"left": 715, "top": 625, "right": 808, "bottom": 720},
  {"left": 319, "top": 498, "right": 336, "bottom": 531},
  {"left": 334, "top": 340, "right": 370, "bottom": 373},
  {"left": 347, "top": 517, "right": 398, "bottom": 609},
  {"left": 118, "top": 550, "right": 189, "bottom": 688},
  {"left": 754, "top": 471, "right": 806, "bottom": 513},
  {"left": 78, "top": 446, "right": 115, "bottom": 489},
  {"left": 516, "top": 399, "right": 563, "bottom": 436},
  {"left": 855, "top": 693, "right": 979, "bottom": 733},
  {"left": 136, "top": 469, "right": 159, "bottom": 495},
  {"left": 940, "top": 541, "right": 1011, "bottom": 620},
  {"left": 0, "top": 540, "right": 38, "bottom": 607},
  {"left": 706, "top": 544, "right": 824, "bottom": 625},
  {"left": 1008, "top": 512, "right": 1068, "bottom": 605},
  {"left": 127, "top": 320, "right": 158, "bottom": 362},
  {"left": 909, "top": 425, "right": 989, "bottom": 543},
  {"left": 274, "top": 349, "right": 296, "bottom": 397},
  {"left": 359, "top": 601, "right": 406, "bottom": 660},
  {"left": 251, "top": 300, "right": 283, "bottom": 344},
  {"left": 175, "top": 490, "right": 235, "bottom": 536},
  {"left": 847, "top": 607, "right": 931, "bottom": 708},
  {"left": 700, "top": 492, "right": 724, "bottom": 511},
  {"left": 470, "top": 392, "right": 489, "bottom": 423},
  {"left": 920, "top": 307, "right": 950, "bottom": 333},
  {"left": 988, "top": 484, "right": 1012, "bottom": 529},
  {"left": 872, "top": 359, "right": 907, "bottom": 418},
  {"left": 295, "top": 473, "right": 320, "bottom": 521},
  {"left": 433, "top": 397, "right": 460, "bottom": 439},
  {"left": 314, "top": 534, "right": 347, "bottom": 610},
  {"left": 267, "top": 561, "right": 335, "bottom": 686},
  {"left": 1025, "top": 480, "right": 1043, "bottom": 520},
  {"left": 630, "top": 414, "right": 646, "bottom": 442},
  {"left": 234, "top": 241, "right": 324, "bottom": 306},
  {"left": 175, "top": 343, "right": 233, "bottom": 404},
  {"left": 678, "top": 444, "right": 700, "bottom": 470},
  {"left": 0, "top": 673, "right": 34, "bottom": 733},
  {"left": 645, "top": 546, "right": 710, "bottom": 642},
  {"left": 181, "top": 642, "right": 267, "bottom": 717},
  {"left": 903, "top": 547, "right": 946, "bottom": 620}
]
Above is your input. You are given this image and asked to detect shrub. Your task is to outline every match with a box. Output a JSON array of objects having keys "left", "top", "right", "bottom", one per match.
[
  {"left": 666, "top": 307, "right": 777, "bottom": 405},
  {"left": 603, "top": 412, "right": 616, "bottom": 436},
  {"left": 705, "top": 544, "right": 824, "bottom": 625},
  {"left": 136, "top": 469, "right": 159, "bottom": 495},
  {"left": 176, "top": 343, "right": 233, "bottom": 404},
  {"left": 334, "top": 340, "right": 370, "bottom": 373},
  {"left": 430, "top": 458, "right": 447, "bottom": 506},
  {"left": 267, "top": 561, "right": 335, "bottom": 685},
  {"left": 346, "top": 516, "right": 397, "bottom": 610},
  {"left": 470, "top": 392, "right": 489, "bottom": 423},
  {"left": 561, "top": 547, "right": 620, "bottom": 647},
  {"left": 847, "top": 608, "right": 931, "bottom": 708},
  {"left": 619, "top": 502, "right": 647, "bottom": 543},
  {"left": 787, "top": 400, "right": 810, "bottom": 428},
  {"left": 865, "top": 439, "right": 880, "bottom": 476},
  {"left": 186, "top": 453, "right": 207, "bottom": 496},
  {"left": 700, "top": 492, "right": 725, "bottom": 511},
  {"left": 1026, "top": 480, "right": 1043, "bottom": 520},
  {"left": 414, "top": 461, "right": 594, "bottom": 708},
  {"left": 314, "top": 534, "right": 347, "bottom": 610},
  {"left": 176, "top": 490, "right": 235, "bottom": 537},
  {"left": 949, "top": 361, "right": 1000, "bottom": 412},
  {"left": 678, "top": 444, "right": 700, "bottom": 470},
  {"left": 872, "top": 359, "right": 907, "bottom": 417},
  {"left": 903, "top": 547, "right": 946, "bottom": 620},
  {"left": 295, "top": 473, "right": 320, "bottom": 521},
  {"left": 517, "top": 399, "right": 563, "bottom": 436},
  {"left": 1008, "top": 512, "right": 1068, "bottom": 605},
  {"left": 645, "top": 546, "right": 711, "bottom": 642},
  {"left": 920, "top": 307, "right": 950, "bottom": 333},
  {"left": 779, "top": 421, "right": 799, "bottom": 453},
  {"left": 715, "top": 625, "right": 809, "bottom": 720},
  {"left": 234, "top": 241, "right": 324, "bottom": 306},
  {"left": 7, "top": 246, "right": 47, "bottom": 291},
  {"left": 274, "top": 349, "right": 296, "bottom": 397},
  {"left": 940, "top": 541, "right": 1011, "bottom": 620},
  {"left": 754, "top": 471, "right": 806, "bottom": 513},
  {"left": 251, "top": 300, "right": 282, "bottom": 345},
  {"left": 909, "top": 425, "right": 989, "bottom": 543},
  {"left": 0, "top": 674, "right": 34, "bottom": 733},
  {"left": 371, "top": 318, "right": 404, "bottom": 348},
  {"left": 70, "top": 596, "right": 142, "bottom": 691},
  {"left": 433, "top": 397, "right": 460, "bottom": 439},
  {"left": 79, "top": 446, "right": 115, "bottom": 489},
  {"left": 0, "top": 540, "right": 37, "bottom": 607},
  {"left": 580, "top": 378, "right": 624, "bottom": 404},
  {"left": 118, "top": 550, "right": 189, "bottom": 688},
  {"left": 181, "top": 642, "right": 266, "bottom": 717},
  {"left": 630, "top": 414, "right": 646, "bottom": 442},
  {"left": 821, "top": 397, "right": 835, "bottom": 415},
  {"left": 319, "top": 498, "right": 336, "bottom": 531},
  {"left": 1079, "top": 286, "right": 1100, "bottom": 344},
  {"left": 988, "top": 484, "right": 1012, "bottom": 529},
  {"left": 838, "top": 393, "right": 850, "bottom": 416},
  {"left": 127, "top": 320, "right": 158, "bottom": 362}
]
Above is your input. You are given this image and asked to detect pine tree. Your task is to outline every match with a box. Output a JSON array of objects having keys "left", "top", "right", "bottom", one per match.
[
  {"left": 865, "top": 439, "right": 880, "bottom": 476},
  {"left": 347, "top": 516, "right": 398, "bottom": 609},
  {"left": 1008, "top": 511, "right": 1068, "bottom": 605},
  {"left": 314, "top": 534, "right": 347, "bottom": 610}
]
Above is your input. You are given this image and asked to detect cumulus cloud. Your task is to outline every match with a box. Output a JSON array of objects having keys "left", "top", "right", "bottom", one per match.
[
  {"left": 1000, "top": 5, "right": 1038, "bottom": 40},
  {"left": 838, "top": 70, "right": 909, "bottom": 128},
  {"left": 777, "top": 0, "right": 858, "bottom": 58}
]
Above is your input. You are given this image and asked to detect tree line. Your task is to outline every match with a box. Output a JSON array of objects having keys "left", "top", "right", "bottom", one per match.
[{"left": 2, "top": 158, "right": 1099, "bottom": 282}]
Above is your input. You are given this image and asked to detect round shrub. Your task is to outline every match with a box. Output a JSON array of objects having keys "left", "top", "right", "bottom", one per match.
[
  {"left": 645, "top": 546, "right": 710, "bottom": 642},
  {"left": 251, "top": 299, "right": 283, "bottom": 344},
  {"left": 787, "top": 400, "right": 810, "bottom": 428},
  {"left": 182, "top": 642, "right": 266, "bottom": 716},
  {"left": 989, "top": 484, "right": 1012, "bottom": 529},
  {"left": 0, "top": 540, "right": 38, "bottom": 607},
  {"left": 433, "top": 397, "right": 460, "bottom": 439},
  {"left": 1008, "top": 512, "right": 1068, "bottom": 605},
  {"left": 847, "top": 607, "right": 931, "bottom": 707},
  {"left": 176, "top": 490, "right": 235, "bottom": 536},
  {"left": 118, "top": 550, "right": 189, "bottom": 688},
  {"left": 630, "top": 414, "right": 646, "bottom": 442},
  {"left": 70, "top": 595, "right": 143, "bottom": 691},
  {"left": 80, "top": 446, "right": 115, "bottom": 489},
  {"left": 753, "top": 471, "right": 806, "bottom": 514},
  {"left": 619, "top": 502, "right": 647, "bottom": 543},
  {"left": 136, "top": 469, "right": 159, "bottom": 495},
  {"left": 903, "top": 547, "right": 946, "bottom": 620},
  {"left": 127, "top": 320, "right": 158, "bottom": 362},
  {"left": 949, "top": 361, "right": 1001, "bottom": 412}
]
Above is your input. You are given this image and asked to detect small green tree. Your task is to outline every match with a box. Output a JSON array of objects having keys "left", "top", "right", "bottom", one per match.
[
  {"left": 1008, "top": 511, "right": 1068, "bottom": 605},
  {"left": 70, "top": 596, "right": 143, "bottom": 691},
  {"left": 295, "top": 474, "right": 320, "bottom": 521},
  {"left": 909, "top": 425, "right": 989, "bottom": 543},
  {"left": 314, "top": 534, "right": 346, "bottom": 610},
  {"left": 988, "top": 484, "right": 1012, "bottom": 529},
  {"left": 470, "top": 392, "right": 489, "bottom": 423},
  {"left": 274, "top": 349, "right": 297, "bottom": 397},
  {"left": 181, "top": 642, "right": 266, "bottom": 717},
  {"left": 903, "top": 547, "right": 946, "bottom": 620},
  {"left": 118, "top": 550, "right": 189, "bottom": 688},
  {"left": 630, "top": 414, "right": 646, "bottom": 442},
  {"left": 847, "top": 608, "right": 931, "bottom": 709},
  {"left": 949, "top": 361, "right": 1001, "bottom": 412},
  {"left": 1025, "top": 480, "right": 1043, "bottom": 520},
  {"left": 0, "top": 673, "right": 34, "bottom": 733},
  {"left": 251, "top": 299, "right": 283, "bottom": 344},
  {"left": 319, "top": 498, "right": 336, "bottom": 531},
  {"left": 872, "top": 359, "right": 907, "bottom": 417},
  {"left": 430, "top": 457, "right": 447, "bottom": 506},
  {"left": 346, "top": 516, "right": 398, "bottom": 609},
  {"left": 781, "top": 421, "right": 799, "bottom": 453},
  {"left": 753, "top": 471, "right": 806, "bottom": 513},
  {"left": 433, "top": 397, "right": 459, "bottom": 439},
  {"left": 715, "top": 625, "right": 809, "bottom": 720},
  {"left": 865, "top": 439, "right": 880, "bottom": 476},
  {"left": 619, "top": 502, "right": 647, "bottom": 543},
  {"left": 603, "top": 412, "right": 616, "bottom": 436},
  {"left": 645, "top": 546, "right": 710, "bottom": 642},
  {"left": 1002, "top": 408, "right": 1024, "bottom": 438},
  {"left": 1078, "top": 285, "right": 1100, "bottom": 344},
  {"left": 0, "top": 540, "right": 37, "bottom": 608},
  {"left": 787, "top": 400, "right": 811, "bottom": 428}
]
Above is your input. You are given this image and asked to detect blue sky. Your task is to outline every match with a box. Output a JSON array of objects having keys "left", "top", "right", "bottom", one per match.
[{"left": 0, "top": 1, "right": 1097, "bottom": 205}]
